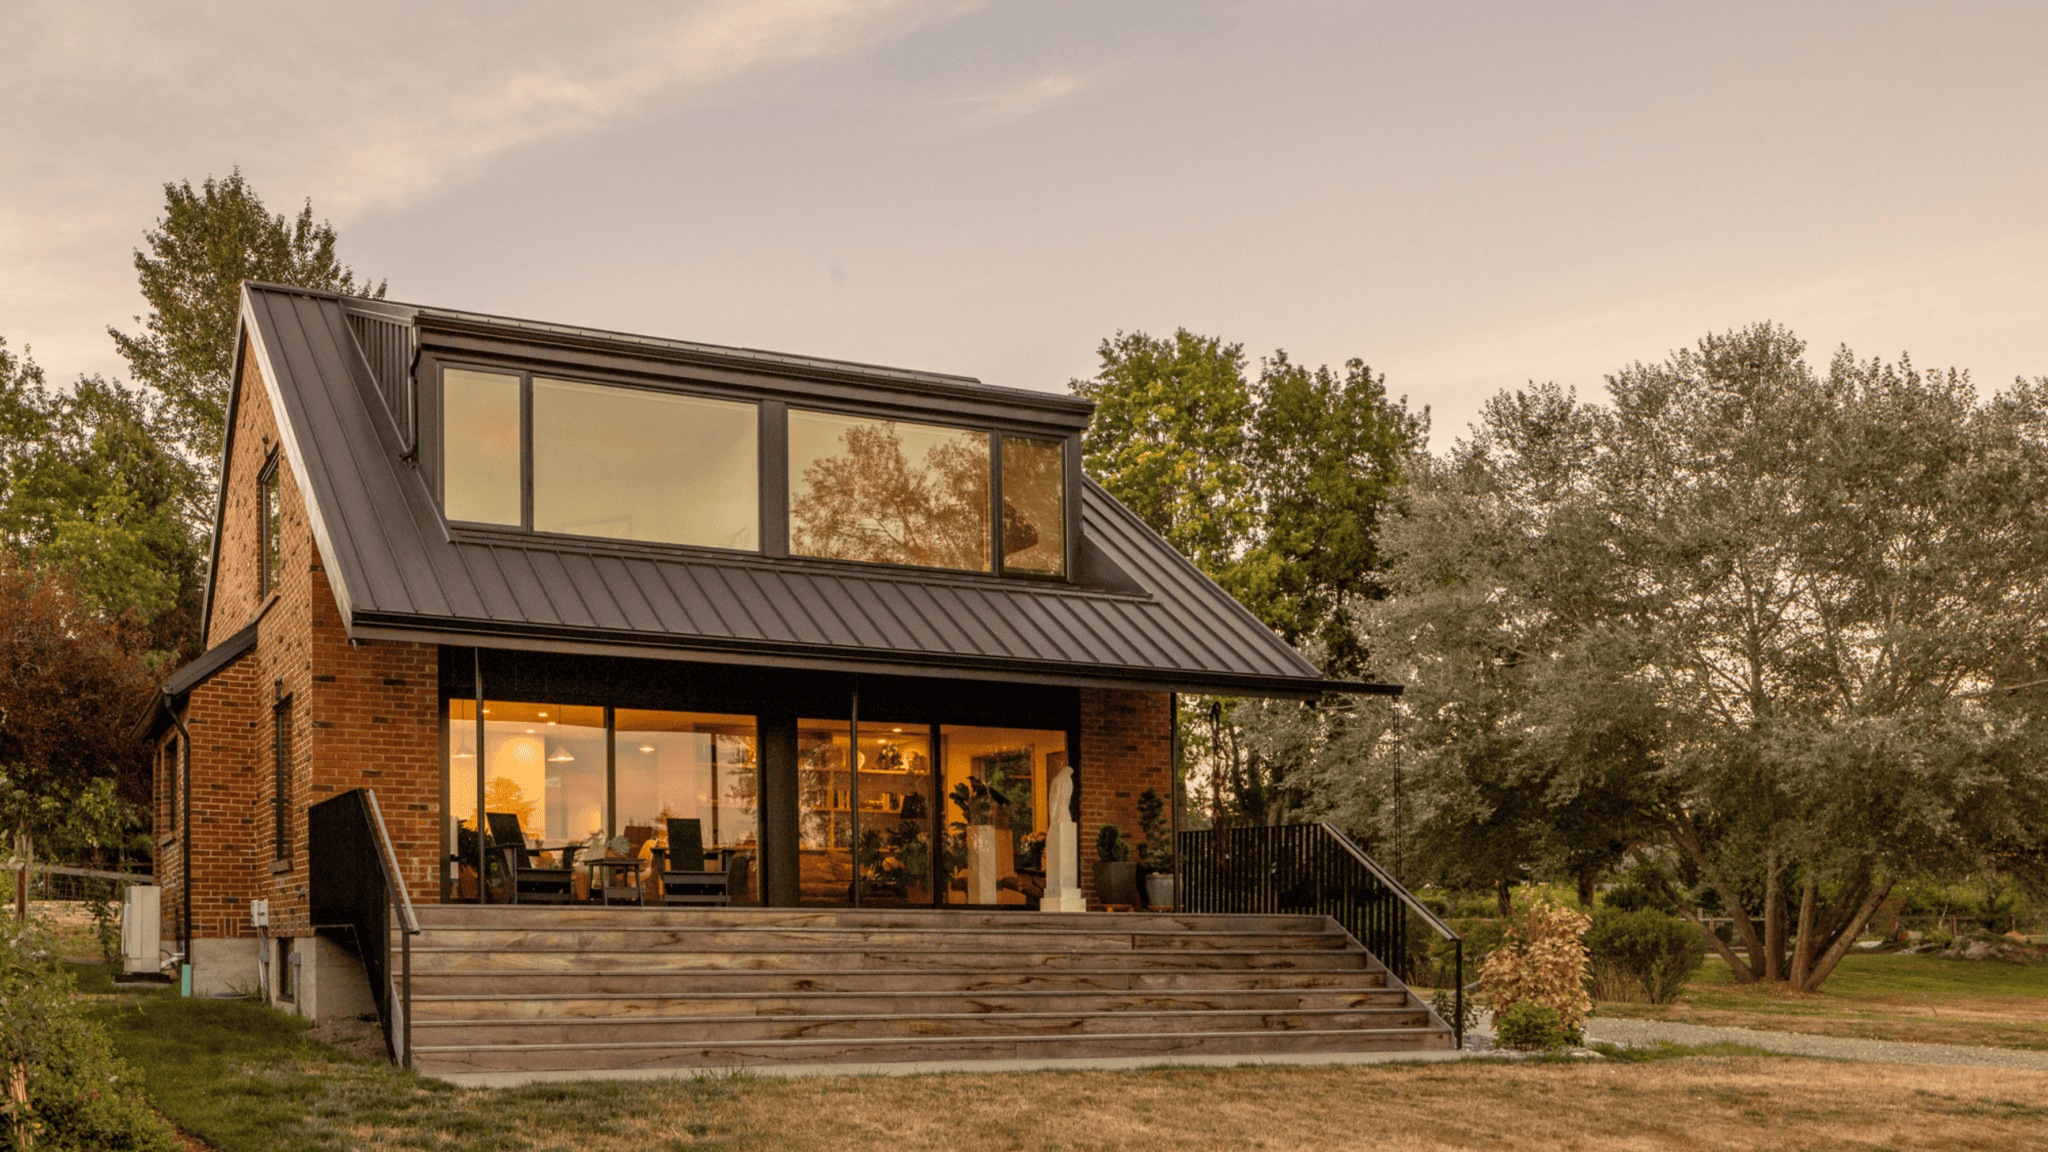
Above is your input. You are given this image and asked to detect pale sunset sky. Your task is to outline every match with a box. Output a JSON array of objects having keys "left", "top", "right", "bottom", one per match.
[{"left": 6, "top": 0, "right": 2044, "bottom": 448}]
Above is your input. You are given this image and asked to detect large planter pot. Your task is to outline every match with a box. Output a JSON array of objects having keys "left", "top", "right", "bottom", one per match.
[
  {"left": 1094, "top": 861, "right": 1139, "bottom": 907},
  {"left": 965, "top": 825, "right": 1001, "bottom": 905},
  {"left": 1144, "top": 872, "right": 1177, "bottom": 910}
]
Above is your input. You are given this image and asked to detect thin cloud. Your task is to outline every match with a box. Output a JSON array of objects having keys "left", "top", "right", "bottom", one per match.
[
  {"left": 956, "top": 73, "right": 1087, "bottom": 128},
  {"left": 0, "top": 0, "right": 937, "bottom": 378}
]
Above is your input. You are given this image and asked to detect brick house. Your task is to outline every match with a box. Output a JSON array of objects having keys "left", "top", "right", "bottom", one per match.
[{"left": 133, "top": 284, "right": 1417, "bottom": 1072}]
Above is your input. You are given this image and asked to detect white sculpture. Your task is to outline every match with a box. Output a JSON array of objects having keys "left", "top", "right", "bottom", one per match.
[{"left": 1040, "top": 760, "right": 1086, "bottom": 912}]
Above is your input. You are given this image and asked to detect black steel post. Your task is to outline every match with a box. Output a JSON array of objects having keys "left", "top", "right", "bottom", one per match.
[
  {"left": 473, "top": 649, "right": 486, "bottom": 902},
  {"left": 849, "top": 676, "right": 860, "bottom": 908}
]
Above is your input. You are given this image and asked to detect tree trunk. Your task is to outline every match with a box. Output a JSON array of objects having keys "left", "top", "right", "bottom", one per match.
[
  {"left": 1762, "top": 850, "right": 1785, "bottom": 983},
  {"left": 1800, "top": 876, "right": 1895, "bottom": 992},
  {"left": 1668, "top": 815, "right": 1765, "bottom": 981},
  {"left": 1577, "top": 864, "right": 1599, "bottom": 910},
  {"left": 11, "top": 832, "right": 28, "bottom": 923},
  {"left": 1789, "top": 871, "right": 1820, "bottom": 989},
  {"left": 1677, "top": 902, "right": 1750, "bottom": 975},
  {"left": 1496, "top": 878, "right": 1512, "bottom": 919}
]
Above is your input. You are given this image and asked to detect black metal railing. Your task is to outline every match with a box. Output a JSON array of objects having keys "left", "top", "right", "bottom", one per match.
[
  {"left": 308, "top": 788, "right": 420, "bottom": 1066},
  {"left": 1178, "top": 821, "right": 1464, "bottom": 1047}
]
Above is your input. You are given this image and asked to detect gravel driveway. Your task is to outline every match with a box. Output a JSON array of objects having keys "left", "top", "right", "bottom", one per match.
[{"left": 1470, "top": 1014, "right": 2048, "bottom": 1072}]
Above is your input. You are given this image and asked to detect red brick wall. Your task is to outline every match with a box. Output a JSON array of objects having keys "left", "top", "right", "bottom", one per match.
[
  {"left": 154, "top": 659, "right": 262, "bottom": 945},
  {"left": 1077, "top": 688, "right": 1172, "bottom": 902},
  {"left": 159, "top": 339, "right": 443, "bottom": 948}
]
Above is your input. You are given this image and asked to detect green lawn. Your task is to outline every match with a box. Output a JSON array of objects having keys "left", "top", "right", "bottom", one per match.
[
  {"left": 1596, "top": 950, "right": 2048, "bottom": 1049},
  {"left": 1690, "top": 950, "right": 2045, "bottom": 998}
]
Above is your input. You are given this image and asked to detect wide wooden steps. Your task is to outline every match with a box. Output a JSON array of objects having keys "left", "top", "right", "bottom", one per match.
[{"left": 401, "top": 906, "right": 1452, "bottom": 1078}]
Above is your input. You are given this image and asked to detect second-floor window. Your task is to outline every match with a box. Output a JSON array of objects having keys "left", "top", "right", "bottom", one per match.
[
  {"left": 259, "top": 453, "right": 283, "bottom": 597},
  {"left": 436, "top": 365, "right": 1069, "bottom": 579}
]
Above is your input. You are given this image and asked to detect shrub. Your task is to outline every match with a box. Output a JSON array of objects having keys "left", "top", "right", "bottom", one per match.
[
  {"left": 0, "top": 922, "right": 177, "bottom": 1151},
  {"left": 1095, "top": 824, "right": 1131, "bottom": 865},
  {"left": 1493, "top": 1003, "right": 1575, "bottom": 1051},
  {"left": 1477, "top": 892, "right": 1592, "bottom": 1033},
  {"left": 1586, "top": 909, "right": 1707, "bottom": 1004}
]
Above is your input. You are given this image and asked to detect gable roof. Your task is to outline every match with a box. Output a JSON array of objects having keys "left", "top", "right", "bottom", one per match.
[
  {"left": 131, "top": 619, "right": 258, "bottom": 740},
  {"left": 212, "top": 283, "right": 1390, "bottom": 699}
]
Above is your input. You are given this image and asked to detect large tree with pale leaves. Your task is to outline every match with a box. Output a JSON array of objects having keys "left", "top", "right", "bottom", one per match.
[{"left": 1368, "top": 323, "right": 2048, "bottom": 990}]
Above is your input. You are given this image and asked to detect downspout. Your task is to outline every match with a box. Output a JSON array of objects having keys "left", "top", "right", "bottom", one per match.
[{"left": 164, "top": 690, "right": 193, "bottom": 996}]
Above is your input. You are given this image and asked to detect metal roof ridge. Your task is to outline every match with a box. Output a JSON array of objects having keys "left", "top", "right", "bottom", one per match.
[{"left": 243, "top": 281, "right": 1092, "bottom": 412}]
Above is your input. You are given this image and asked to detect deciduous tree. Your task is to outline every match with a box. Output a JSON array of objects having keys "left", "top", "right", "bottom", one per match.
[
  {"left": 1370, "top": 324, "right": 2048, "bottom": 990},
  {"left": 109, "top": 169, "right": 383, "bottom": 493}
]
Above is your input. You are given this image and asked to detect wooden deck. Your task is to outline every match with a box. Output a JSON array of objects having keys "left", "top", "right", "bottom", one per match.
[{"left": 402, "top": 906, "right": 1454, "bottom": 1079}]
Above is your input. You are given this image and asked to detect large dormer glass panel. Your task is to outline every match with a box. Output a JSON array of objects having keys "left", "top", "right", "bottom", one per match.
[
  {"left": 442, "top": 368, "right": 522, "bottom": 525},
  {"left": 1000, "top": 436, "right": 1065, "bottom": 577},
  {"left": 789, "top": 410, "right": 990, "bottom": 572},
  {"left": 533, "top": 378, "right": 759, "bottom": 550}
]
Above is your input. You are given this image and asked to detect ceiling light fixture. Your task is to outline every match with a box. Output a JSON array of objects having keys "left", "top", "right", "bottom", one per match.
[
  {"left": 548, "top": 750, "right": 575, "bottom": 762},
  {"left": 640, "top": 745, "right": 655, "bottom": 753}
]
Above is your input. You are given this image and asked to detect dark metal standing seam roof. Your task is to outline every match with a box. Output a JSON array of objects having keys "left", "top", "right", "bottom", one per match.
[{"left": 221, "top": 283, "right": 1378, "bottom": 698}]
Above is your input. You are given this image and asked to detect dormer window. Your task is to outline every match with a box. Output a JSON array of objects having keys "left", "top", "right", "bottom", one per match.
[
  {"left": 789, "top": 410, "right": 991, "bottom": 572},
  {"left": 433, "top": 363, "right": 1071, "bottom": 580},
  {"left": 534, "top": 377, "right": 758, "bottom": 549},
  {"left": 441, "top": 368, "right": 521, "bottom": 526}
]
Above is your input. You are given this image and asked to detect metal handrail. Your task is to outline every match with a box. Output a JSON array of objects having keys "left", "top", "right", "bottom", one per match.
[
  {"left": 363, "top": 789, "right": 420, "bottom": 936},
  {"left": 361, "top": 789, "right": 419, "bottom": 1068},
  {"left": 1316, "top": 822, "right": 1459, "bottom": 943},
  {"left": 1178, "top": 822, "right": 1465, "bottom": 1048}
]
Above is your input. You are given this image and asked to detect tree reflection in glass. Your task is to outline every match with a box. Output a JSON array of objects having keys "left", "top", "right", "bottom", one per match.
[
  {"left": 1000, "top": 436, "right": 1065, "bottom": 576},
  {"left": 789, "top": 411, "right": 990, "bottom": 572}
]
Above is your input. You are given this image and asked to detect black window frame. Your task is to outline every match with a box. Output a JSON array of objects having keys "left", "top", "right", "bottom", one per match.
[
  {"left": 164, "top": 734, "right": 179, "bottom": 832},
  {"left": 258, "top": 451, "right": 283, "bottom": 598},
  {"left": 273, "top": 694, "right": 295, "bottom": 864},
  {"left": 422, "top": 353, "right": 1081, "bottom": 584}
]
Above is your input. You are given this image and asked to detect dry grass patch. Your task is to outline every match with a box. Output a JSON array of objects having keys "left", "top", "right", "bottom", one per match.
[{"left": 673, "top": 1059, "right": 2046, "bottom": 1152}]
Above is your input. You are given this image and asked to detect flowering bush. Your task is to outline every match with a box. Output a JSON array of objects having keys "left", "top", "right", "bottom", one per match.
[
  {"left": 0, "top": 921, "right": 176, "bottom": 1151},
  {"left": 1478, "top": 892, "right": 1592, "bottom": 1033}
]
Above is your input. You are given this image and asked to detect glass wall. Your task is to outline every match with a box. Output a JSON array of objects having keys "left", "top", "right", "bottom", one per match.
[
  {"left": 796, "top": 720, "right": 935, "bottom": 905},
  {"left": 447, "top": 700, "right": 759, "bottom": 902},
  {"left": 532, "top": 378, "right": 758, "bottom": 549},
  {"left": 940, "top": 726, "right": 1065, "bottom": 906},
  {"left": 442, "top": 369, "right": 522, "bottom": 525},
  {"left": 446, "top": 700, "right": 605, "bottom": 848},
  {"left": 788, "top": 410, "right": 990, "bottom": 571},
  {"left": 614, "top": 708, "right": 758, "bottom": 866},
  {"left": 1000, "top": 436, "right": 1065, "bottom": 576}
]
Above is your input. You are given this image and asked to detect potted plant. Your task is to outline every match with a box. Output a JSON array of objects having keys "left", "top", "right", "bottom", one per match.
[
  {"left": 1094, "top": 824, "right": 1137, "bottom": 907},
  {"left": 1136, "top": 787, "right": 1176, "bottom": 910}
]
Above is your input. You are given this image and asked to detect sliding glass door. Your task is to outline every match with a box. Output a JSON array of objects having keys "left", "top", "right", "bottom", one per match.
[{"left": 797, "top": 719, "right": 936, "bottom": 905}]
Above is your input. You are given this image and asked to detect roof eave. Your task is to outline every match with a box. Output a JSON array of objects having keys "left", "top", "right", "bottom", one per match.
[{"left": 346, "top": 613, "right": 1392, "bottom": 700}]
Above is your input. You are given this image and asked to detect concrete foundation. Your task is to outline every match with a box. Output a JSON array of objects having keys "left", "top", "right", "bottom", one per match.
[
  {"left": 287, "top": 934, "right": 378, "bottom": 1024},
  {"left": 184, "top": 936, "right": 261, "bottom": 997}
]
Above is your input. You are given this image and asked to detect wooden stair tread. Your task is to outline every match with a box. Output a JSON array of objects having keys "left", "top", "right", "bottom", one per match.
[{"left": 413, "top": 1026, "right": 1445, "bottom": 1054}]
